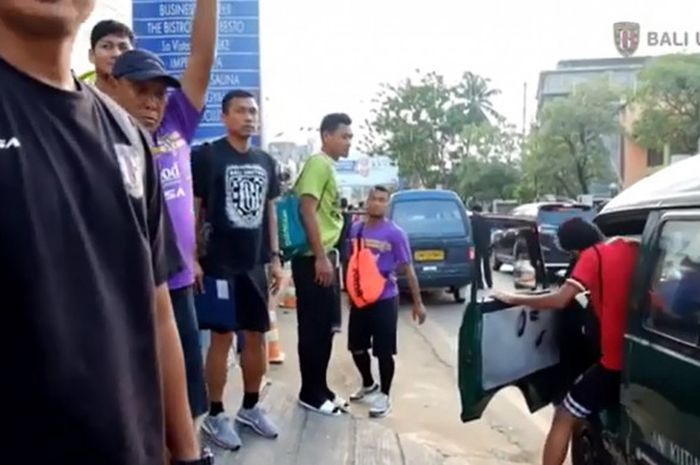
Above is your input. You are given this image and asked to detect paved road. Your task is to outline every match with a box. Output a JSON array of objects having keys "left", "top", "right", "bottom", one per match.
[
  {"left": 388, "top": 269, "right": 562, "bottom": 464},
  {"left": 213, "top": 268, "right": 568, "bottom": 464}
]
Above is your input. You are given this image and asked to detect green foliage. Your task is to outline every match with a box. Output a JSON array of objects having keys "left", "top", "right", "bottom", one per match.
[
  {"left": 454, "top": 156, "right": 521, "bottom": 202},
  {"left": 454, "top": 71, "right": 504, "bottom": 124},
  {"left": 632, "top": 54, "right": 700, "bottom": 154},
  {"left": 522, "top": 80, "right": 622, "bottom": 197},
  {"left": 460, "top": 122, "right": 521, "bottom": 160},
  {"left": 362, "top": 71, "right": 506, "bottom": 187}
]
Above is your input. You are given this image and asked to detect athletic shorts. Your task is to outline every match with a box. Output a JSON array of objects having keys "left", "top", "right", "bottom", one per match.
[
  {"left": 210, "top": 266, "right": 270, "bottom": 334},
  {"left": 170, "top": 286, "right": 208, "bottom": 418},
  {"left": 348, "top": 296, "right": 399, "bottom": 357},
  {"left": 562, "top": 363, "right": 621, "bottom": 419}
]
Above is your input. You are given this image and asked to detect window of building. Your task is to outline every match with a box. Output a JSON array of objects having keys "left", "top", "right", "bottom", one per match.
[
  {"left": 647, "top": 149, "right": 664, "bottom": 167},
  {"left": 645, "top": 219, "right": 700, "bottom": 347}
]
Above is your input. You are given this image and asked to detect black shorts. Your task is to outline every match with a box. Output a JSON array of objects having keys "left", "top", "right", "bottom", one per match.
[
  {"left": 562, "top": 364, "right": 621, "bottom": 419},
  {"left": 170, "top": 286, "right": 208, "bottom": 418},
  {"left": 348, "top": 296, "right": 399, "bottom": 357},
  {"left": 212, "top": 266, "right": 270, "bottom": 334}
]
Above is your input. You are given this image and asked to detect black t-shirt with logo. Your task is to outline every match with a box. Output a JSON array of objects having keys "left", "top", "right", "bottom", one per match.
[
  {"left": 192, "top": 138, "right": 279, "bottom": 275},
  {"left": 0, "top": 58, "right": 168, "bottom": 464}
]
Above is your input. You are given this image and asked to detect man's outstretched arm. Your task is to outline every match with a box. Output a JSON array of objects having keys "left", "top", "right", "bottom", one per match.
[{"left": 181, "top": 0, "right": 218, "bottom": 110}]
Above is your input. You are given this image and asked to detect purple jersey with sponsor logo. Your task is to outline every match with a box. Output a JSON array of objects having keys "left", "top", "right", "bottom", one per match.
[
  {"left": 152, "top": 90, "right": 203, "bottom": 290},
  {"left": 349, "top": 219, "right": 412, "bottom": 300}
]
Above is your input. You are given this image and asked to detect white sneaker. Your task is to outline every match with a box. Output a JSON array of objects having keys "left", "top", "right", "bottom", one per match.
[
  {"left": 202, "top": 414, "right": 242, "bottom": 450},
  {"left": 369, "top": 393, "right": 391, "bottom": 418},
  {"left": 333, "top": 395, "right": 351, "bottom": 413},
  {"left": 350, "top": 382, "right": 379, "bottom": 401}
]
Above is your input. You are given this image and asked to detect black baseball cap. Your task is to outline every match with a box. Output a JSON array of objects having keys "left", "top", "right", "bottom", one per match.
[{"left": 112, "top": 49, "right": 181, "bottom": 88}]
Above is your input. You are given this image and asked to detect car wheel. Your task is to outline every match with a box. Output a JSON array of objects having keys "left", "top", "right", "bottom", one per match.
[
  {"left": 451, "top": 286, "right": 466, "bottom": 303},
  {"left": 571, "top": 421, "right": 611, "bottom": 465}
]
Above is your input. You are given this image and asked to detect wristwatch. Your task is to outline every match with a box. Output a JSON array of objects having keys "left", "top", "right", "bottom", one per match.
[{"left": 172, "top": 448, "right": 214, "bottom": 465}]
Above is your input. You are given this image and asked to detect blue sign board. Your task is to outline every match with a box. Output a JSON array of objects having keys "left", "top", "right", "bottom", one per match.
[{"left": 132, "top": 0, "right": 261, "bottom": 146}]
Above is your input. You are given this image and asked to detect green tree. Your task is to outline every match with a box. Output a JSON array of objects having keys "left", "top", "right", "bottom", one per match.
[
  {"left": 362, "top": 71, "right": 504, "bottom": 187},
  {"left": 521, "top": 80, "right": 622, "bottom": 197},
  {"left": 460, "top": 122, "right": 521, "bottom": 159},
  {"left": 449, "top": 121, "right": 522, "bottom": 201},
  {"left": 454, "top": 156, "right": 520, "bottom": 202},
  {"left": 632, "top": 54, "right": 700, "bottom": 154},
  {"left": 455, "top": 72, "right": 503, "bottom": 124}
]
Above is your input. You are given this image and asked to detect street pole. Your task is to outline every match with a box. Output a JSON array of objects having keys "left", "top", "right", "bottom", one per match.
[{"left": 522, "top": 81, "right": 527, "bottom": 138}]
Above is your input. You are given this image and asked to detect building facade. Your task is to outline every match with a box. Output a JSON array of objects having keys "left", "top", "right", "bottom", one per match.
[{"left": 536, "top": 56, "right": 653, "bottom": 190}]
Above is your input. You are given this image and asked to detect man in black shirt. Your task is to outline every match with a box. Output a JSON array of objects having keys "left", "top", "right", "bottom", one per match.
[
  {"left": 471, "top": 204, "right": 493, "bottom": 289},
  {"left": 0, "top": 2, "right": 205, "bottom": 464},
  {"left": 193, "top": 90, "right": 283, "bottom": 449}
]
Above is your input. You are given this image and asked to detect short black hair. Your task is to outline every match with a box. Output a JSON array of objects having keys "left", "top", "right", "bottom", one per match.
[
  {"left": 320, "top": 113, "right": 352, "bottom": 137},
  {"left": 221, "top": 89, "right": 255, "bottom": 113},
  {"left": 90, "top": 20, "right": 134, "bottom": 49},
  {"left": 557, "top": 217, "right": 605, "bottom": 252},
  {"left": 472, "top": 204, "right": 483, "bottom": 212},
  {"left": 371, "top": 185, "right": 390, "bottom": 195}
]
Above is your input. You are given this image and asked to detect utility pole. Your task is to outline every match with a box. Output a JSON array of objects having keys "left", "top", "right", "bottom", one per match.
[{"left": 522, "top": 81, "right": 527, "bottom": 138}]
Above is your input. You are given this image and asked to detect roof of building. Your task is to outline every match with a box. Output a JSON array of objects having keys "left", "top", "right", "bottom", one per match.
[
  {"left": 535, "top": 56, "right": 655, "bottom": 104},
  {"left": 599, "top": 155, "right": 700, "bottom": 217},
  {"left": 555, "top": 56, "right": 654, "bottom": 69}
]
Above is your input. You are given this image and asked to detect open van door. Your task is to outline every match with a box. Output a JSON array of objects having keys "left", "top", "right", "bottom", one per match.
[{"left": 458, "top": 217, "right": 567, "bottom": 422}]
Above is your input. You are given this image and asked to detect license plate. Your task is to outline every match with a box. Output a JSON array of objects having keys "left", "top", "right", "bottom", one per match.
[{"left": 414, "top": 249, "right": 444, "bottom": 261}]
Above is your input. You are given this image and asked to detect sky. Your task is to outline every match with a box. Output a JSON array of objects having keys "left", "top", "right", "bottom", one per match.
[{"left": 75, "top": 0, "right": 700, "bottom": 146}]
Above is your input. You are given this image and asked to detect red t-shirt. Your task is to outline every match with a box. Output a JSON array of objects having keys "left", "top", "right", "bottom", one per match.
[{"left": 566, "top": 238, "right": 640, "bottom": 371}]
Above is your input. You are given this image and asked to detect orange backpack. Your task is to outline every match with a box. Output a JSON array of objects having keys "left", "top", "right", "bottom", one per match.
[{"left": 346, "top": 224, "right": 387, "bottom": 309}]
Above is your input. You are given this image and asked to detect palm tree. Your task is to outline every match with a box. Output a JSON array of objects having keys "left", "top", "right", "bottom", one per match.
[{"left": 457, "top": 72, "right": 503, "bottom": 125}]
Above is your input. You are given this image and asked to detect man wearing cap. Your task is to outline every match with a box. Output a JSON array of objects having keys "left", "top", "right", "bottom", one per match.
[{"left": 110, "top": 0, "right": 217, "bottom": 425}]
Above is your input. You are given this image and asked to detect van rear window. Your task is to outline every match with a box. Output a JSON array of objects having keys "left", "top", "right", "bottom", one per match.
[
  {"left": 392, "top": 200, "right": 467, "bottom": 236},
  {"left": 537, "top": 207, "right": 596, "bottom": 228}
]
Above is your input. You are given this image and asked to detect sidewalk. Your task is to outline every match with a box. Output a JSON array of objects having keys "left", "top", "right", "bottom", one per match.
[
  {"left": 212, "top": 302, "right": 546, "bottom": 465},
  {"left": 214, "top": 381, "right": 446, "bottom": 465}
]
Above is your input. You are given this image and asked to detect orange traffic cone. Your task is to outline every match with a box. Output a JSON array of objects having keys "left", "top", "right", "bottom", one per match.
[
  {"left": 266, "top": 308, "right": 285, "bottom": 364},
  {"left": 280, "top": 285, "right": 296, "bottom": 309}
]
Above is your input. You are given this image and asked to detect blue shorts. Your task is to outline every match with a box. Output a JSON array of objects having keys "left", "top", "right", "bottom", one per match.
[{"left": 195, "top": 267, "right": 269, "bottom": 334}]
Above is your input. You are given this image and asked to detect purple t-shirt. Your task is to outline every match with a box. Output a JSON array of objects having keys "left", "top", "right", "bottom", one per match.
[
  {"left": 152, "top": 90, "right": 203, "bottom": 290},
  {"left": 350, "top": 219, "right": 412, "bottom": 300}
]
